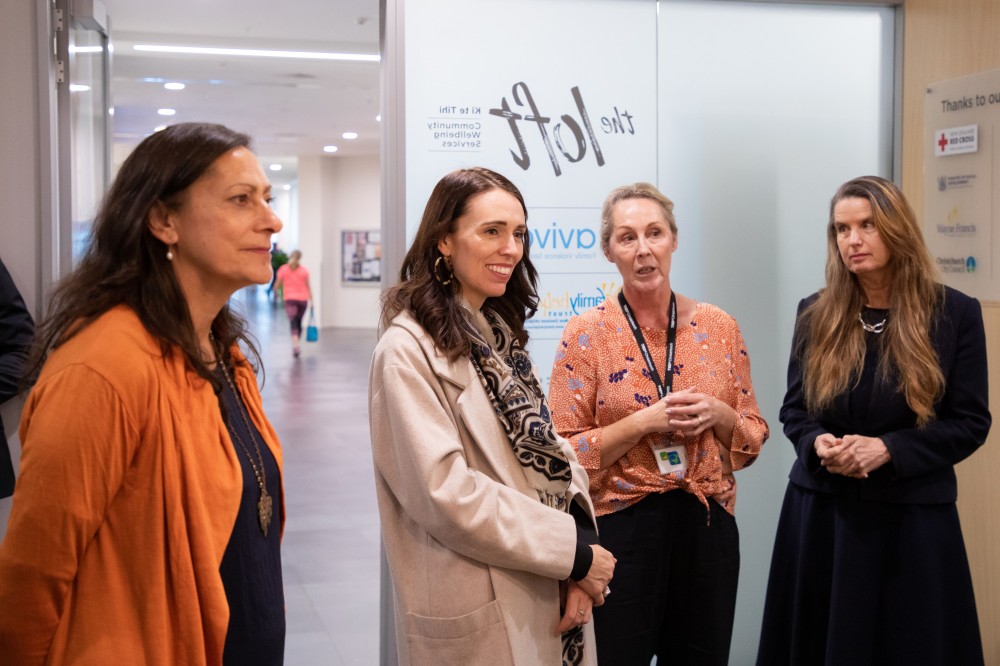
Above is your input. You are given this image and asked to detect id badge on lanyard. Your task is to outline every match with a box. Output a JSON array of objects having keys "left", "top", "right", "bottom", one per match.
[{"left": 618, "top": 290, "right": 688, "bottom": 474}]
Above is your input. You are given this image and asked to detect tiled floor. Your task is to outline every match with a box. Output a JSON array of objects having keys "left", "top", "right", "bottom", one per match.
[{"left": 239, "top": 287, "right": 382, "bottom": 665}]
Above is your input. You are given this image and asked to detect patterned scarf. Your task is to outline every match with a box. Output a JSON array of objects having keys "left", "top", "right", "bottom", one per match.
[{"left": 465, "top": 308, "right": 585, "bottom": 664}]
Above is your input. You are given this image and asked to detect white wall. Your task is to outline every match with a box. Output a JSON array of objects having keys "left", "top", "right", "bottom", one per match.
[
  {"left": 321, "top": 155, "right": 381, "bottom": 328},
  {"left": 658, "top": 2, "right": 895, "bottom": 660},
  {"left": 297, "top": 154, "right": 381, "bottom": 329}
]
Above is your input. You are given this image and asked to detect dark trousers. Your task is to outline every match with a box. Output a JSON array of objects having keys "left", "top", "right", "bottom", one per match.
[
  {"left": 284, "top": 299, "right": 308, "bottom": 336},
  {"left": 593, "top": 490, "right": 739, "bottom": 666}
]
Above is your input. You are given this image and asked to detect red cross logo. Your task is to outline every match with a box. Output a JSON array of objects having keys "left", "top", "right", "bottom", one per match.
[{"left": 938, "top": 133, "right": 948, "bottom": 152}]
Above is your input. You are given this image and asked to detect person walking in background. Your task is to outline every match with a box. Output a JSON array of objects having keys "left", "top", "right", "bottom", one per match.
[
  {"left": 757, "top": 176, "right": 990, "bottom": 665},
  {"left": 369, "top": 167, "right": 614, "bottom": 665},
  {"left": 548, "top": 182, "right": 769, "bottom": 666},
  {"left": 274, "top": 249, "right": 311, "bottom": 357},
  {"left": 0, "top": 123, "right": 287, "bottom": 665},
  {"left": 0, "top": 257, "right": 35, "bottom": 500},
  {"left": 266, "top": 242, "right": 287, "bottom": 300}
]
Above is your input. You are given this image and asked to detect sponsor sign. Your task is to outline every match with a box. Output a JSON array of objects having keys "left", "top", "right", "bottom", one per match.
[
  {"left": 933, "top": 124, "right": 978, "bottom": 156},
  {"left": 404, "top": 0, "right": 658, "bottom": 385}
]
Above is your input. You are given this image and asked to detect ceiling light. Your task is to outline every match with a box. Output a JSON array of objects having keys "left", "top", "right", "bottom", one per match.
[
  {"left": 342, "top": 132, "right": 358, "bottom": 140},
  {"left": 133, "top": 44, "right": 380, "bottom": 62},
  {"left": 157, "top": 108, "right": 176, "bottom": 116},
  {"left": 323, "top": 145, "right": 338, "bottom": 153},
  {"left": 70, "top": 45, "right": 103, "bottom": 54},
  {"left": 164, "top": 82, "right": 186, "bottom": 91},
  {"left": 154, "top": 125, "right": 167, "bottom": 132},
  {"left": 376, "top": 115, "right": 382, "bottom": 122},
  {"left": 269, "top": 164, "right": 282, "bottom": 171},
  {"left": 283, "top": 184, "right": 292, "bottom": 191},
  {"left": 69, "top": 84, "right": 91, "bottom": 92}
]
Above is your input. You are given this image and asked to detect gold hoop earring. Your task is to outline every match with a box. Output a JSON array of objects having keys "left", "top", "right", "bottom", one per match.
[{"left": 433, "top": 255, "right": 453, "bottom": 286}]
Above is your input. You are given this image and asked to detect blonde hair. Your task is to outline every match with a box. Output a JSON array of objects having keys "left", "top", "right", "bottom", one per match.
[
  {"left": 800, "top": 176, "right": 944, "bottom": 425},
  {"left": 600, "top": 182, "right": 677, "bottom": 255}
]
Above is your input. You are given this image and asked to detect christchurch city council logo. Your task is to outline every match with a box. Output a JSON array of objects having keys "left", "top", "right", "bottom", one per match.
[{"left": 966, "top": 256, "right": 976, "bottom": 273}]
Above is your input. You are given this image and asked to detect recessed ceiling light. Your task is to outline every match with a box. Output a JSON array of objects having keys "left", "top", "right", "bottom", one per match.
[
  {"left": 133, "top": 44, "right": 380, "bottom": 62},
  {"left": 342, "top": 132, "right": 358, "bottom": 140},
  {"left": 323, "top": 145, "right": 338, "bottom": 153},
  {"left": 269, "top": 164, "right": 282, "bottom": 172},
  {"left": 157, "top": 108, "right": 176, "bottom": 116},
  {"left": 69, "top": 84, "right": 91, "bottom": 92},
  {"left": 283, "top": 184, "right": 292, "bottom": 191},
  {"left": 154, "top": 125, "right": 167, "bottom": 132},
  {"left": 164, "top": 82, "right": 186, "bottom": 91},
  {"left": 376, "top": 115, "right": 382, "bottom": 122}
]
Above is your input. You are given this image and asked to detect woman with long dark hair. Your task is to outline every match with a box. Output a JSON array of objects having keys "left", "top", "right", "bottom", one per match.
[
  {"left": 0, "top": 123, "right": 287, "bottom": 665},
  {"left": 369, "top": 167, "right": 615, "bottom": 665},
  {"left": 758, "top": 176, "right": 991, "bottom": 665}
]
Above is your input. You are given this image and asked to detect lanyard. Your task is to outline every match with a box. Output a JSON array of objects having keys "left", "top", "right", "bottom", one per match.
[{"left": 618, "top": 290, "right": 677, "bottom": 399}]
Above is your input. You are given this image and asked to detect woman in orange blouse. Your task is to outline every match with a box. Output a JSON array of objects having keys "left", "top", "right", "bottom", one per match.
[
  {"left": 0, "top": 123, "right": 286, "bottom": 665},
  {"left": 549, "top": 182, "right": 769, "bottom": 665}
]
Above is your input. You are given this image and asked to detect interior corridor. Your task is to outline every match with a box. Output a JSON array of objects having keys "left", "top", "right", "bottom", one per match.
[{"left": 238, "top": 287, "right": 381, "bottom": 665}]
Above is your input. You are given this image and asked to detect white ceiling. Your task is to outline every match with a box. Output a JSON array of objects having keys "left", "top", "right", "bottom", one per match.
[{"left": 96, "top": 0, "right": 381, "bottom": 184}]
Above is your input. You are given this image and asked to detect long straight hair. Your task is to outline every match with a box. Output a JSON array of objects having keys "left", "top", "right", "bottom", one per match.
[
  {"left": 381, "top": 167, "right": 538, "bottom": 358},
  {"left": 800, "top": 176, "right": 944, "bottom": 425},
  {"left": 25, "top": 123, "right": 262, "bottom": 387}
]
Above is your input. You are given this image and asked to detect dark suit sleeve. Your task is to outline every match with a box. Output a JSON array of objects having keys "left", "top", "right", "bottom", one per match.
[
  {"left": 0, "top": 259, "right": 35, "bottom": 403},
  {"left": 778, "top": 297, "right": 828, "bottom": 474},
  {"left": 881, "top": 295, "right": 991, "bottom": 479}
]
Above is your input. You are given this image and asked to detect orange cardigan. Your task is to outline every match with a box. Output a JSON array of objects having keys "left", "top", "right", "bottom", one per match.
[{"left": 0, "top": 306, "right": 284, "bottom": 665}]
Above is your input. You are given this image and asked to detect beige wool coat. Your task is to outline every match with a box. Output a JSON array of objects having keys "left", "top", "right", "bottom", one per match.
[{"left": 369, "top": 311, "right": 599, "bottom": 665}]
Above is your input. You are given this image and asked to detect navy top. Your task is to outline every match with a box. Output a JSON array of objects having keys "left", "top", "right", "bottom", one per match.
[
  {"left": 0, "top": 258, "right": 35, "bottom": 497},
  {"left": 216, "top": 365, "right": 285, "bottom": 665},
  {"left": 781, "top": 286, "right": 992, "bottom": 504}
]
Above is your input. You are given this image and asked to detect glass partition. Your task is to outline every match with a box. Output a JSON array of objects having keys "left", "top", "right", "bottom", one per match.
[{"left": 68, "top": 3, "right": 111, "bottom": 265}]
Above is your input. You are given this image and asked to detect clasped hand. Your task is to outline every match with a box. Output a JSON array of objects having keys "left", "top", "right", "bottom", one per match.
[
  {"left": 637, "top": 387, "right": 729, "bottom": 439},
  {"left": 814, "top": 433, "right": 891, "bottom": 478},
  {"left": 556, "top": 544, "right": 615, "bottom": 634}
]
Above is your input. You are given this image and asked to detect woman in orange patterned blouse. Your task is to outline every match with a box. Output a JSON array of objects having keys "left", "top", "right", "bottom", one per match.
[{"left": 549, "top": 182, "right": 769, "bottom": 665}]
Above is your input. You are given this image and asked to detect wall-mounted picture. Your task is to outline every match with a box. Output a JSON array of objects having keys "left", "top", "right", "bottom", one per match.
[{"left": 342, "top": 230, "right": 382, "bottom": 283}]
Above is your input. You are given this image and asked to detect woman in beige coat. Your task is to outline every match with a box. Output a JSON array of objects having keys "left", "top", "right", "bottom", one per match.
[{"left": 369, "top": 167, "right": 615, "bottom": 665}]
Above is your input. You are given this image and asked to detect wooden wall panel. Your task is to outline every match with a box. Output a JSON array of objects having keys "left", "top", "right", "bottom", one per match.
[{"left": 901, "top": 1, "right": 1000, "bottom": 661}]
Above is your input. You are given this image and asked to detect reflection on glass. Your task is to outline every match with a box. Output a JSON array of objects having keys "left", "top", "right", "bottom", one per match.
[{"left": 70, "top": 28, "right": 109, "bottom": 265}]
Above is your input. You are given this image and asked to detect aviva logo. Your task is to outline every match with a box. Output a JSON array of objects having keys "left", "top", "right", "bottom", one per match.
[{"left": 530, "top": 222, "right": 598, "bottom": 250}]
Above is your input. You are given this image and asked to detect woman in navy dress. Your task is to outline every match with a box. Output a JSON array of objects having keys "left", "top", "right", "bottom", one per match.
[{"left": 758, "top": 176, "right": 990, "bottom": 665}]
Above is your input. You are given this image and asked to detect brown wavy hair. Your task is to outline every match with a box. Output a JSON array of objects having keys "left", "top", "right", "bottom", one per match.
[
  {"left": 800, "top": 175, "right": 944, "bottom": 425},
  {"left": 381, "top": 167, "right": 538, "bottom": 358},
  {"left": 25, "top": 122, "right": 262, "bottom": 389}
]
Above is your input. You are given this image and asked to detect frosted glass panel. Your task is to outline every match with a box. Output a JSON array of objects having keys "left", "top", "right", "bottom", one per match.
[{"left": 656, "top": 2, "right": 895, "bottom": 661}]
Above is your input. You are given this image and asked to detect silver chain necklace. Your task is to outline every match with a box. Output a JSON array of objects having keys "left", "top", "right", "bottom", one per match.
[
  {"left": 858, "top": 311, "right": 887, "bottom": 334},
  {"left": 215, "top": 339, "right": 273, "bottom": 537}
]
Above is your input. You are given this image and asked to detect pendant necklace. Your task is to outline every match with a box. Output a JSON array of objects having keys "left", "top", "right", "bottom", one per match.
[
  {"left": 217, "top": 350, "right": 273, "bottom": 537},
  {"left": 858, "top": 311, "right": 887, "bottom": 334}
]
